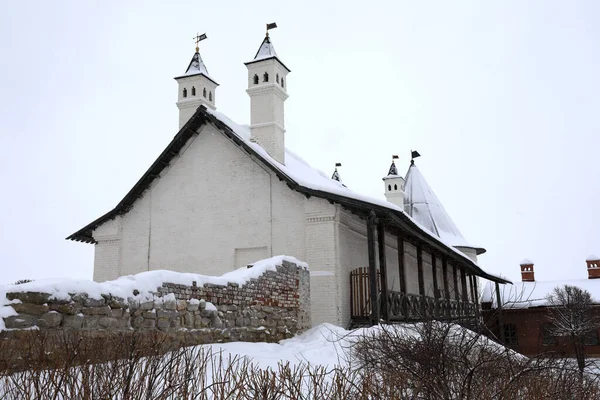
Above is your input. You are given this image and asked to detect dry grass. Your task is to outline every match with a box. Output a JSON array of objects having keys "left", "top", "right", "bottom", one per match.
[{"left": 1, "top": 322, "right": 600, "bottom": 399}]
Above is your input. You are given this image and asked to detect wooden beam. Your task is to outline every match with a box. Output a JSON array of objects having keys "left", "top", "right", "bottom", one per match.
[
  {"left": 377, "top": 222, "right": 389, "bottom": 322},
  {"left": 453, "top": 264, "right": 460, "bottom": 302},
  {"left": 397, "top": 236, "right": 407, "bottom": 319},
  {"left": 417, "top": 245, "right": 425, "bottom": 317},
  {"left": 442, "top": 258, "right": 450, "bottom": 301},
  {"left": 495, "top": 281, "right": 505, "bottom": 343},
  {"left": 442, "top": 258, "right": 450, "bottom": 319},
  {"left": 432, "top": 254, "right": 439, "bottom": 301},
  {"left": 367, "top": 211, "right": 379, "bottom": 325},
  {"left": 461, "top": 269, "right": 469, "bottom": 303}
]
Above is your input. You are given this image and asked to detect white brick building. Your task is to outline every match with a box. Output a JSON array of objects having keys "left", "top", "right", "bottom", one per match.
[{"left": 68, "top": 29, "right": 509, "bottom": 328}]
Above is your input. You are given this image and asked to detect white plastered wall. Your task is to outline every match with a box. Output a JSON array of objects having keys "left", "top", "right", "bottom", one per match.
[{"left": 92, "top": 123, "right": 307, "bottom": 280}]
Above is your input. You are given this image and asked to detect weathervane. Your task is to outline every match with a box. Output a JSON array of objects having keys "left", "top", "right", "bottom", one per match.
[
  {"left": 410, "top": 150, "right": 421, "bottom": 165},
  {"left": 266, "top": 22, "right": 277, "bottom": 37},
  {"left": 193, "top": 33, "right": 207, "bottom": 52}
]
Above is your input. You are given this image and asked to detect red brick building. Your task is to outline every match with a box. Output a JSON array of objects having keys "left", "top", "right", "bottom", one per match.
[{"left": 482, "top": 256, "right": 600, "bottom": 356}]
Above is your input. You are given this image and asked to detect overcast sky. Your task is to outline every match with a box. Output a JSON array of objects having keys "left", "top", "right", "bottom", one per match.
[{"left": 1, "top": 1, "right": 599, "bottom": 285}]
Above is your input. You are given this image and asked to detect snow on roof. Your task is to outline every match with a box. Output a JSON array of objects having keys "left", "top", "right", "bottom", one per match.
[
  {"left": 520, "top": 258, "right": 534, "bottom": 265},
  {"left": 482, "top": 278, "right": 600, "bottom": 309},
  {"left": 181, "top": 51, "right": 216, "bottom": 82},
  {"left": 587, "top": 254, "right": 600, "bottom": 261},
  {"left": 0, "top": 256, "right": 306, "bottom": 330},
  {"left": 206, "top": 109, "right": 506, "bottom": 282},
  {"left": 252, "top": 35, "right": 278, "bottom": 62},
  {"left": 403, "top": 163, "right": 483, "bottom": 253}
]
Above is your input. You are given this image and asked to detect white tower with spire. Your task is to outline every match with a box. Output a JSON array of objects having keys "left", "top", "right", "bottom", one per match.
[
  {"left": 383, "top": 155, "right": 405, "bottom": 208},
  {"left": 245, "top": 24, "right": 290, "bottom": 165},
  {"left": 174, "top": 34, "right": 219, "bottom": 129}
]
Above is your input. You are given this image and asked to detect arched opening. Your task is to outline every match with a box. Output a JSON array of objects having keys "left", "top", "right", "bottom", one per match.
[
  {"left": 394, "top": 184, "right": 398, "bottom": 190},
  {"left": 191, "top": 86, "right": 196, "bottom": 96},
  {"left": 203, "top": 88, "right": 207, "bottom": 98},
  {"left": 276, "top": 74, "right": 279, "bottom": 83},
  {"left": 253, "top": 74, "right": 259, "bottom": 84},
  {"left": 281, "top": 78, "right": 284, "bottom": 88},
  {"left": 183, "top": 88, "right": 187, "bottom": 98},
  {"left": 209, "top": 91, "right": 212, "bottom": 101},
  {"left": 388, "top": 185, "right": 391, "bottom": 191},
  {"left": 263, "top": 72, "right": 269, "bottom": 82}
]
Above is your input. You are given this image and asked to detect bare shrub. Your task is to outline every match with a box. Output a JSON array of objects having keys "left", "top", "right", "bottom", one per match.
[
  {"left": 353, "top": 321, "right": 600, "bottom": 399},
  {"left": 2, "top": 323, "right": 600, "bottom": 399}
]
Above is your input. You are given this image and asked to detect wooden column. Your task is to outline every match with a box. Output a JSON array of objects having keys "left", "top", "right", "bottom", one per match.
[
  {"left": 397, "top": 236, "right": 408, "bottom": 320},
  {"left": 460, "top": 269, "right": 469, "bottom": 303},
  {"left": 452, "top": 264, "right": 460, "bottom": 302},
  {"left": 377, "top": 222, "right": 389, "bottom": 322},
  {"left": 431, "top": 254, "right": 439, "bottom": 318},
  {"left": 469, "top": 275, "right": 476, "bottom": 303},
  {"left": 495, "top": 281, "right": 505, "bottom": 343},
  {"left": 417, "top": 245, "right": 425, "bottom": 317},
  {"left": 367, "top": 211, "right": 379, "bottom": 325},
  {"left": 432, "top": 254, "right": 439, "bottom": 301},
  {"left": 442, "top": 258, "right": 450, "bottom": 318}
]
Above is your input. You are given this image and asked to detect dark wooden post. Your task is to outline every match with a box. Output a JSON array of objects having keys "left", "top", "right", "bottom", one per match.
[
  {"left": 452, "top": 264, "right": 460, "bottom": 302},
  {"left": 377, "top": 222, "right": 389, "bottom": 322},
  {"left": 417, "top": 245, "right": 426, "bottom": 317},
  {"left": 469, "top": 275, "right": 476, "bottom": 303},
  {"left": 431, "top": 254, "right": 439, "bottom": 317},
  {"left": 461, "top": 269, "right": 469, "bottom": 317},
  {"left": 495, "top": 281, "right": 505, "bottom": 343},
  {"left": 442, "top": 258, "right": 450, "bottom": 318},
  {"left": 367, "top": 211, "right": 379, "bottom": 325},
  {"left": 397, "top": 236, "right": 408, "bottom": 320}
]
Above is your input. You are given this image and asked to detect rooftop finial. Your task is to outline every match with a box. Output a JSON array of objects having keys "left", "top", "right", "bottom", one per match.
[
  {"left": 193, "top": 33, "right": 207, "bottom": 53},
  {"left": 387, "top": 155, "right": 399, "bottom": 175},
  {"left": 266, "top": 22, "right": 277, "bottom": 38},
  {"left": 410, "top": 150, "right": 421, "bottom": 165},
  {"left": 331, "top": 162, "right": 342, "bottom": 182}
]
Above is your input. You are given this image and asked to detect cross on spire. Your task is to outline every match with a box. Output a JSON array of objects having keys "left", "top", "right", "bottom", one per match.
[{"left": 193, "top": 33, "right": 207, "bottom": 52}]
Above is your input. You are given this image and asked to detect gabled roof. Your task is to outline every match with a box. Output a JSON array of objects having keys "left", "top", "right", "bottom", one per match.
[
  {"left": 174, "top": 51, "right": 219, "bottom": 86},
  {"left": 244, "top": 35, "right": 291, "bottom": 72},
  {"left": 404, "top": 162, "right": 485, "bottom": 254},
  {"left": 67, "top": 106, "right": 507, "bottom": 284}
]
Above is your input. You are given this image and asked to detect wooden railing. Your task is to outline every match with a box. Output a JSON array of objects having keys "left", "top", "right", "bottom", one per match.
[
  {"left": 381, "top": 291, "right": 477, "bottom": 321},
  {"left": 350, "top": 268, "right": 478, "bottom": 323}
]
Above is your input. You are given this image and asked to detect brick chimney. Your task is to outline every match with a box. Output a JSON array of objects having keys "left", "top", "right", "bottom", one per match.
[
  {"left": 587, "top": 254, "right": 600, "bottom": 279},
  {"left": 520, "top": 259, "right": 534, "bottom": 282}
]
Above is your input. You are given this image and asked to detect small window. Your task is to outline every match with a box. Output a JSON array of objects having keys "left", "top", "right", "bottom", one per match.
[
  {"left": 585, "top": 330, "right": 599, "bottom": 346},
  {"left": 502, "top": 324, "right": 518, "bottom": 345},
  {"left": 541, "top": 324, "right": 557, "bottom": 345},
  {"left": 394, "top": 184, "right": 398, "bottom": 190},
  {"left": 253, "top": 74, "right": 259, "bottom": 84},
  {"left": 276, "top": 74, "right": 279, "bottom": 83},
  {"left": 191, "top": 86, "right": 196, "bottom": 96},
  {"left": 281, "top": 78, "right": 284, "bottom": 88},
  {"left": 203, "top": 88, "right": 207, "bottom": 98},
  {"left": 183, "top": 88, "right": 187, "bottom": 98},
  {"left": 263, "top": 72, "right": 269, "bottom": 82},
  {"left": 388, "top": 184, "right": 391, "bottom": 191},
  {"left": 209, "top": 91, "right": 212, "bottom": 101}
]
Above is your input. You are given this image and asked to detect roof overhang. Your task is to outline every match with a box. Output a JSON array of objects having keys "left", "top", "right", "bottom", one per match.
[{"left": 67, "top": 106, "right": 509, "bottom": 285}]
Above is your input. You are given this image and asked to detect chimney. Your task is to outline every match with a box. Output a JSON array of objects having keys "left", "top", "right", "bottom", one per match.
[
  {"left": 587, "top": 254, "right": 600, "bottom": 279},
  {"left": 520, "top": 259, "right": 534, "bottom": 282}
]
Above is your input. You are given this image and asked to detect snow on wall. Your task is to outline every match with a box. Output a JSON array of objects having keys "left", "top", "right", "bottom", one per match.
[{"left": 0, "top": 256, "right": 310, "bottom": 335}]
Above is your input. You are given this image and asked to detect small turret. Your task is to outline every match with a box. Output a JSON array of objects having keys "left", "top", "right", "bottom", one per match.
[
  {"left": 383, "top": 155, "right": 405, "bottom": 207},
  {"left": 331, "top": 163, "right": 342, "bottom": 183},
  {"left": 174, "top": 33, "right": 219, "bottom": 129},
  {"left": 245, "top": 23, "right": 290, "bottom": 165}
]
